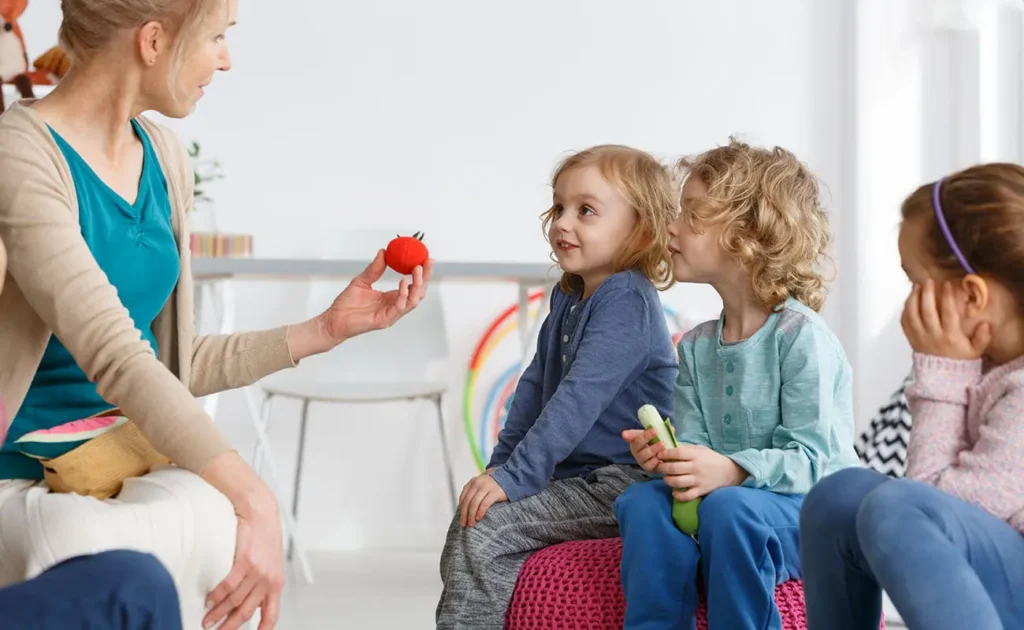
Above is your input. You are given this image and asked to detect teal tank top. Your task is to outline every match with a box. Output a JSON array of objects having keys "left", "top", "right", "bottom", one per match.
[{"left": 0, "top": 120, "right": 180, "bottom": 479}]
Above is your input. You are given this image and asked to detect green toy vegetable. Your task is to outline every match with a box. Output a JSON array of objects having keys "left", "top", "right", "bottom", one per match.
[{"left": 637, "top": 404, "right": 703, "bottom": 536}]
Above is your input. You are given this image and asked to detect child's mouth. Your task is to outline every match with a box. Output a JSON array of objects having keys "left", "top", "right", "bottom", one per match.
[{"left": 557, "top": 240, "right": 579, "bottom": 252}]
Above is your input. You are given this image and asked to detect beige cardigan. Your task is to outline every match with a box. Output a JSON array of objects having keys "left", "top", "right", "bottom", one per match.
[{"left": 0, "top": 102, "right": 295, "bottom": 474}]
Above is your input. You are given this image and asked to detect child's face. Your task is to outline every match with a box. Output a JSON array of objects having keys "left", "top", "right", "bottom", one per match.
[
  {"left": 549, "top": 165, "right": 636, "bottom": 291},
  {"left": 667, "top": 176, "right": 729, "bottom": 283},
  {"left": 897, "top": 215, "right": 1010, "bottom": 348}
]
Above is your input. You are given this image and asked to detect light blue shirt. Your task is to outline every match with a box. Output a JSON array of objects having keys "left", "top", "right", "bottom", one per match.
[{"left": 674, "top": 298, "right": 859, "bottom": 494}]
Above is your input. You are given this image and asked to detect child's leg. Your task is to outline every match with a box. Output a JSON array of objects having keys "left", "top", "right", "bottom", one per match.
[
  {"left": 855, "top": 476, "right": 1024, "bottom": 629},
  {"left": 615, "top": 479, "right": 701, "bottom": 630},
  {"left": 799, "top": 466, "right": 891, "bottom": 630},
  {"left": 696, "top": 486, "right": 803, "bottom": 630},
  {"left": 436, "top": 465, "right": 648, "bottom": 630}
]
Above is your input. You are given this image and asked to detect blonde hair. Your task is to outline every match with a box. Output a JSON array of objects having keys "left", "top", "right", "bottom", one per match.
[
  {"left": 542, "top": 145, "right": 677, "bottom": 293},
  {"left": 59, "top": 0, "right": 225, "bottom": 80},
  {"left": 677, "top": 137, "right": 833, "bottom": 312}
]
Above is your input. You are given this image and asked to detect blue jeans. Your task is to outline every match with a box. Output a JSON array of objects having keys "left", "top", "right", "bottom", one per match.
[
  {"left": 800, "top": 467, "right": 1024, "bottom": 630},
  {"left": 615, "top": 480, "right": 803, "bottom": 630},
  {"left": 0, "top": 550, "right": 182, "bottom": 629}
]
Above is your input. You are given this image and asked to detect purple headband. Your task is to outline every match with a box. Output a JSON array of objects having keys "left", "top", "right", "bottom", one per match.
[{"left": 932, "top": 178, "right": 975, "bottom": 274}]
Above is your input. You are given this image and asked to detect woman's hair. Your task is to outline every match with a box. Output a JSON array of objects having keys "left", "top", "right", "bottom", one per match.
[
  {"left": 541, "top": 145, "right": 677, "bottom": 293},
  {"left": 677, "top": 137, "right": 833, "bottom": 312},
  {"left": 901, "top": 163, "right": 1024, "bottom": 309},
  {"left": 59, "top": 0, "right": 225, "bottom": 80}
]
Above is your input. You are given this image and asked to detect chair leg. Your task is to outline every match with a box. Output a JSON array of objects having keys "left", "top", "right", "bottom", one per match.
[
  {"left": 252, "top": 394, "right": 272, "bottom": 477},
  {"left": 434, "top": 395, "right": 458, "bottom": 513},
  {"left": 288, "top": 398, "right": 311, "bottom": 562}
]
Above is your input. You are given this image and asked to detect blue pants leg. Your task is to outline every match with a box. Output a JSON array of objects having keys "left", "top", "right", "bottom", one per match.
[
  {"left": 0, "top": 550, "right": 182, "bottom": 630},
  {"left": 801, "top": 467, "right": 1024, "bottom": 630},
  {"left": 697, "top": 486, "right": 803, "bottom": 630},
  {"left": 616, "top": 479, "right": 700, "bottom": 630}
]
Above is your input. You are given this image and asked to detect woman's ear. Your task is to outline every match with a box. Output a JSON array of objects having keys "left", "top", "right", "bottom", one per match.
[{"left": 961, "top": 274, "right": 989, "bottom": 318}]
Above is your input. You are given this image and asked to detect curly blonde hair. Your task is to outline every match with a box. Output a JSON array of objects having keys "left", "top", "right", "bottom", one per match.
[
  {"left": 542, "top": 145, "right": 677, "bottom": 293},
  {"left": 677, "top": 138, "right": 833, "bottom": 312}
]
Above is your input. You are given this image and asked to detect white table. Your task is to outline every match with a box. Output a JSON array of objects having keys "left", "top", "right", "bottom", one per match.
[{"left": 192, "top": 257, "right": 555, "bottom": 583}]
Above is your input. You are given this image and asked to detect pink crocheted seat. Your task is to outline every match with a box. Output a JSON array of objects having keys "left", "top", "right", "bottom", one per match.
[{"left": 506, "top": 538, "right": 884, "bottom": 630}]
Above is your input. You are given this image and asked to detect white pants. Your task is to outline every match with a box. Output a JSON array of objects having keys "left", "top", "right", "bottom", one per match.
[{"left": 0, "top": 466, "right": 237, "bottom": 629}]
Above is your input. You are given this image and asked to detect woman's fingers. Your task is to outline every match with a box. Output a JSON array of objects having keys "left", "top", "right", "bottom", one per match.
[{"left": 204, "top": 574, "right": 258, "bottom": 629}]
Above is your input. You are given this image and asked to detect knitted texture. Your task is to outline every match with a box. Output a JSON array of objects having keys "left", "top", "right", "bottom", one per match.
[{"left": 505, "top": 538, "right": 884, "bottom": 630}]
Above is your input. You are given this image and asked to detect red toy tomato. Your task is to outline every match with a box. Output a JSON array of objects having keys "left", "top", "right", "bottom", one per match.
[{"left": 385, "top": 231, "right": 429, "bottom": 275}]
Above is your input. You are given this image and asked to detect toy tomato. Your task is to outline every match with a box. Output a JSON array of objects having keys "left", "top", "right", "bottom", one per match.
[{"left": 385, "top": 231, "right": 429, "bottom": 275}]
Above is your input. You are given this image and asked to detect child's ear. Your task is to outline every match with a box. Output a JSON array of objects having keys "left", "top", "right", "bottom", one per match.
[{"left": 961, "top": 274, "right": 989, "bottom": 318}]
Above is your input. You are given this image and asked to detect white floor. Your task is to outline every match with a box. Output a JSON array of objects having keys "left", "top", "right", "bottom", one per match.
[
  {"left": 272, "top": 550, "right": 906, "bottom": 629},
  {"left": 276, "top": 550, "right": 443, "bottom": 630}
]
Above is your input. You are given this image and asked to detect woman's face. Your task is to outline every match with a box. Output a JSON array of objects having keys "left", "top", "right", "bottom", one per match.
[{"left": 142, "top": 0, "right": 237, "bottom": 118}]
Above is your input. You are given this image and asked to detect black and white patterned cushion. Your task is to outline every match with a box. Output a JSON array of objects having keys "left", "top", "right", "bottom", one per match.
[{"left": 855, "top": 375, "right": 913, "bottom": 478}]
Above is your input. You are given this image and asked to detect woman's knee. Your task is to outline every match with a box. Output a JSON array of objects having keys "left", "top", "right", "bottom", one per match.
[{"left": 800, "top": 467, "right": 885, "bottom": 536}]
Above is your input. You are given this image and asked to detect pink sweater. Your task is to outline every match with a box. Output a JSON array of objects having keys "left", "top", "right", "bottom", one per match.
[{"left": 906, "top": 353, "right": 1024, "bottom": 532}]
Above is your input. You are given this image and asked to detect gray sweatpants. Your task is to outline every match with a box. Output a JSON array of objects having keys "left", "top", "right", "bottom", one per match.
[{"left": 436, "top": 464, "right": 650, "bottom": 630}]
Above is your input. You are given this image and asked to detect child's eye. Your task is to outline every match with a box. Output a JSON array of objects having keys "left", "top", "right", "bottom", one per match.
[
  {"left": 580, "top": 205, "right": 595, "bottom": 216},
  {"left": 552, "top": 204, "right": 564, "bottom": 216}
]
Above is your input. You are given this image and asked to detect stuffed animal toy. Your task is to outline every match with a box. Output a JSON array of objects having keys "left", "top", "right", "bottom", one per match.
[
  {"left": 637, "top": 404, "right": 703, "bottom": 536},
  {"left": 0, "top": 0, "right": 52, "bottom": 113},
  {"left": 33, "top": 45, "right": 71, "bottom": 83},
  {"left": 385, "top": 231, "right": 429, "bottom": 275}
]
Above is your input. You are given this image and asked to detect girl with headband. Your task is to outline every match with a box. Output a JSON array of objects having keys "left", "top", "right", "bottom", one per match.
[{"left": 800, "top": 163, "right": 1024, "bottom": 630}]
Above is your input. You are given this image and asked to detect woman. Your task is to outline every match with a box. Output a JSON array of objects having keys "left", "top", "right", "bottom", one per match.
[{"left": 0, "top": 1, "right": 431, "bottom": 629}]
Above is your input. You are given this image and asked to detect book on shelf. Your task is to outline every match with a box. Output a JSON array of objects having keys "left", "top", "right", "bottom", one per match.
[{"left": 190, "top": 232, "right": 253, "bottom": 258}]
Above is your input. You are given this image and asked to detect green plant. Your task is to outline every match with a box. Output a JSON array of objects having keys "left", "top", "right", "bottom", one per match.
[{"left": 186, "top": 141, "right": 224, "bottom": 206}]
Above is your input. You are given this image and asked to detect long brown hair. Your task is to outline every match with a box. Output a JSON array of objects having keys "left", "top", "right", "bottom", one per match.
[{"left": 902, "top": 163, "right": 1024, "bottom": 308}]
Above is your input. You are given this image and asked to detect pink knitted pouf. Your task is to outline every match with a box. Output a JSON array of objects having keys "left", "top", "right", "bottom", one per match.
[{"left": 505, "top": 538, "right": 883, "bottom": 630}]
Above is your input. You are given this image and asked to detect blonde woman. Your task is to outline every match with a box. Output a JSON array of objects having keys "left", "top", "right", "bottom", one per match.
[{"left": 0, "top": 1, "right": 432, "bottom": 629}]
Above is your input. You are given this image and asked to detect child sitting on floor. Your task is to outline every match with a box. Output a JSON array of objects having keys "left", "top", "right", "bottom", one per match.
[
  {"left": 615, "top": 139, "right": 860, "bottom": 630},
  {"left": 436, "top": 145, "right": 679, "bottom": 630},
  {"left": 800, "top": 163, "right": 1024, "bottom": 630}
]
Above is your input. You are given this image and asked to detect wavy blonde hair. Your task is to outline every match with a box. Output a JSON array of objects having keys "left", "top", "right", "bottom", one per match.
[
  {"left": 677, "top": 138, "right": 833, "bottom": 312},
  {"left": 542, "top": 145, "right": 677, "bottom": 293},
  {"left": 59, "top": 0, "right": 226, "bottom": 83}
]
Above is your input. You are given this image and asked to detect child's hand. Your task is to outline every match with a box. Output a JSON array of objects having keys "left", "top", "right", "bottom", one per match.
[
  {"left": 658, "top": 445, "right": 749, "bottom": 501},
  {"left": 459, "top": 471, "right": 508, "bottom": 528},
  {"left": 901, "top": 278, "right": 991, "bottom": 360},
  {"left": 622, "top": 428, "right": 665, "bottom": 472}
]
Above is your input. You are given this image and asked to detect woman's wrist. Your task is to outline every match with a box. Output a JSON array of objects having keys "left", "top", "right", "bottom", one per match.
[
  {"left": 286, "top": 314, "right": 337, "bottom": 362},
  {"left": 202, "top": 451, "right": 280, "bottom": 518}
]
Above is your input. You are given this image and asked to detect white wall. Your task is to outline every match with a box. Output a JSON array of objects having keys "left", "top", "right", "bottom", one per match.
[{"left": 17, "top": 0, "right": 851, "bottom": 552}]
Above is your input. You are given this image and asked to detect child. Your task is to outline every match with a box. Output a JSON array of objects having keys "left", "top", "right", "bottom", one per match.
[
  {"left": 800, "top": 164, "right": 1024, "bottom": 630},
  {"left": 436, "top": 145, "right": 680, "bottom": 629},
  {"left": 615, "top": 139, "right": 860, "bottom": 630}
]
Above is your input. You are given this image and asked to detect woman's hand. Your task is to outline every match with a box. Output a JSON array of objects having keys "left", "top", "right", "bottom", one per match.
[
  {"left": 286, "top": 250, "right": 434, "bottom": 361},
  {"left": 657, "top": 444, "right": 748, "bottom": 502},
  {"left": 459, "top": 471, "right": 508, "bottom": 528},
  {"left": 201, "top": 454, "right": 285, "bottom": 630},
  {"left": 621, "top": 428, "right": 665, "bottom": 472},
  {"left": 901, "top": 279, "right": 991, "bottom": 360},
  {"left": 324, "top": 250, "right": 432, "bottom": 343}
]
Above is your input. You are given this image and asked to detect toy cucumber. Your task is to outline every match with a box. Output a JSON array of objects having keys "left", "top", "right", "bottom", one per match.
[{"left": 636, "top": 404, "right": 703, "bottom": 537}]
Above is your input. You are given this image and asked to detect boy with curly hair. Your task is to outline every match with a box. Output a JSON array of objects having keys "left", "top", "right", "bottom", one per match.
[{"left": 615, "top": 139, "right": 860, "bottom": 630}]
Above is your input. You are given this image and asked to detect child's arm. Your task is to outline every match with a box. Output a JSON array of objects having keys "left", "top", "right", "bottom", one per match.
[
  {"left": 490, "top": 288, "right": 653, "bottom": 502},
  {"left": 486, "top": 306, "right": 552, "bottom": 470},
  {"left": 673, "top": 338, "right": 711, "bottom": 447},
  {"left": 726, "top": 323, "right": 847, "bottom": 494},
  {"left": 907, "top": 376, "right": 1024, "bottom": 522},
  {"left": 903, "top": 354, "right": 977, "bottom": 481}
]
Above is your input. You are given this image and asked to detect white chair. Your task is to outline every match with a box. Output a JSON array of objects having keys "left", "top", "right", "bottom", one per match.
[{"left": 251, "top": 230, "right": 457, "bottom": 577}]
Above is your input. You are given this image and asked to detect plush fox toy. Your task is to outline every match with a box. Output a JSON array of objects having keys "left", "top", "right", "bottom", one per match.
[{"left": 0, "top": 0, "right": 54, "bottom": 113}]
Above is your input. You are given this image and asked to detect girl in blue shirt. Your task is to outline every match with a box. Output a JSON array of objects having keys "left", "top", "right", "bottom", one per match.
[
  {"left": 436, "top": 145, "right": 680, "bottom": 629},
  {"left": 616, "top": 139, "right": 860, "bottom": 630}
]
